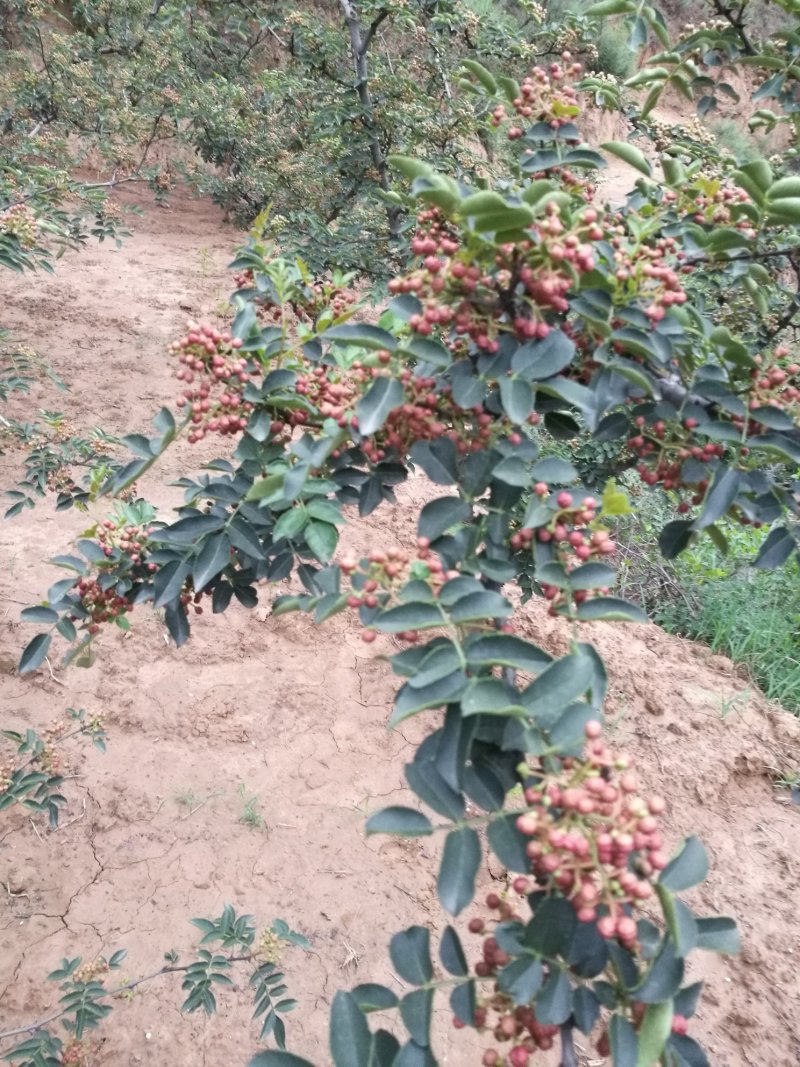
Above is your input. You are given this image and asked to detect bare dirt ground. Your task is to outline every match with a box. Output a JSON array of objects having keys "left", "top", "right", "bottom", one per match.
[{"left": 1, "top": 186, "right": 799, "bottom": 1067}]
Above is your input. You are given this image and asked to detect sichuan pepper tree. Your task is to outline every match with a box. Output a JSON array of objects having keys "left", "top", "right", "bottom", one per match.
[{"left": 14, "top": 29, "right": 800, "bottom": 1067}]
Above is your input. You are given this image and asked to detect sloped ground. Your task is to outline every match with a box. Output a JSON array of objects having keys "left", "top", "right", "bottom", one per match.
[{"left": 1, "top": 187, "right": 798, "bottom": 1067}]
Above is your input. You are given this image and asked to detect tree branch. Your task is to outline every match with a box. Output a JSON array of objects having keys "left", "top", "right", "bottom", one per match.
[{"left": 361, "top": 8, "right": 389, "bottom": 57}]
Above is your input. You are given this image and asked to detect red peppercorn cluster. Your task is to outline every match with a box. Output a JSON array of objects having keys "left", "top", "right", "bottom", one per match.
[
  {"left": 747, "top": 345, "right": 800, "bottom": 419},
  {"left": 608, "top": 233, "right": 688, "bottom": 323},
  {"left": 94, "top": 517, "right": 152, "bottom": 563},
  {"left": 512, "top": 721, "right": 666, "bottom": 939},
  {"left": 168, "top": 319, "right": 254, "bottom": 444},
  {"left": 340, "top": 541, "right": 459, "bottom": 644},
  {"left": 515, "top": 490, "right": 616, "bottom": 614},
  {"left": 489, "top": 56, "right": 585, "bottom": 141},
  {"left": 72, "top": 577, "right": 132, "bottom": 635}
]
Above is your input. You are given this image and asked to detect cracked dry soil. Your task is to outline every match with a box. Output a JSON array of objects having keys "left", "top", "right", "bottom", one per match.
[{"left": 1, "top": 186, "right": 799, "bottom": 1067}]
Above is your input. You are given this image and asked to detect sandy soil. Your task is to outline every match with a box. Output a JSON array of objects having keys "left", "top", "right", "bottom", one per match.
[{"left": 1, "top": 186, "right": 799, "bottom": 1067}]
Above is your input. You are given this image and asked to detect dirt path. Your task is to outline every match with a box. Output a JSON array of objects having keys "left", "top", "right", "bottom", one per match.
[{"left": 1, "top": 187, "right": 799, "bottom": 1067}]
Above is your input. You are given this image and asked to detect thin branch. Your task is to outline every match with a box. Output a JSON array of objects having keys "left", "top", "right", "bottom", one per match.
[
  {"left": 710, "top": 0, "right": 756, "bottom": 55},
  {"left": 361, "top": 9, "right": 389, "bottom": 57}
]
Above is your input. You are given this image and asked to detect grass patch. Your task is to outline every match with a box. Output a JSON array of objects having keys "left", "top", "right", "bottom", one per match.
[{"left": 656, "top": 567, "right": 800, "bottom": 713}]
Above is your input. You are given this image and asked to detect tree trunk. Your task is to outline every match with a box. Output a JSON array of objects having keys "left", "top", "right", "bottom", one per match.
[{"left": 338, "top": 1, "right": 401, "bottom": 241}]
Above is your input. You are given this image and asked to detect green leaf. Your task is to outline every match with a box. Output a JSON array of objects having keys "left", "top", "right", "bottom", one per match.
[
  {"left": 356, "top": 376, "right": 403, "bottom": 437},
  {"left": 462, "top": 59, "right": 498, "bottom": 93},
  {"left": 637, "top": 1001, "right": 673, "bottom": 1066},
  {"left": 374, "top": 603, "right": 444, "bottom": 633},
  {"left": 585, "top": 0, "right": 636, "bottom": 13},
  {"left": 530, "top": 457, "right": 577, "bottom": 483},
  {"left": 449, "top": 591, "right": 511, "bottom": 624},
  {"left": 388, "top": 156, "right": 435, "bottom": 181},
  {"left": 350, "top": 983, "right": 399, "bottom": 1013},
  {"left": 390, "top": 671, "right": 468, "bottom": 725},
  {"left": 569, "top": 563, "right": 617, "bottom": 591},
  {"left": 522, "top": 652, "right": 594, "bottom": 718},
  {"left": 659, "top": 837, "right": 708, "bottom": 893},
  {"left": 493, "top": 456, "right": 531, "bottom": 487},
  {"left": 576, "top": 597, "right": 647, "bottom": 622},
  {"left": 754, "top": 525, "right": 796, "bottom": 569},
  {"left": 636, "top": 942, "right": 684, "bottom": 1004},
  {"left": 304, "top": 520, "right": 338, "bottom": 563},
  {"left": 19, "top": 633, "right": 52, "bottom": 675},
  {"left": 193, "top": 532, "right": 231, "bottom": 591},
  {"left": 399, "top": 988, "right": 433, "bottom": 1047},
  {"left": 695, "top": 917, "right": 740, "bottom": 955},
  {"left": 498, "top": 957, "right": 543, "bottom": 1004},
  {"left": 692, "top": 466, "right": 740, "bottom": 530},
  {"left": 487, "top": 814, "right": 532, "bottom": 872},
  {"left": 466, "top": 634, "right": 552, "bottom": 673},
  {"left": 390, "top": 927, "right": 432, "bottom": 985},
  {"left": 610, "top": 1015, "right": 639, "bottom": 1066},
  {"left": 248, "top": 1055, "right": 315, "bottom": 1067},
  {"left": 418, "top": 496, "right": 471, "bottom": 541},
  {"left": 535, "top": 969, "right": 572, "bottom": 1025},
  {"left": 499, "top": 377, "right": 533, "bottom": 423},
  {"left": 601, "top": 141, "right": 652, "bottom": 177},
  {"left": 20, "top": 606, "right": 59, "bottom": 625},
  {"left": 461, "top": 679, "right": 525, "bottom": 717},
  {"left": 440, "top": 927, "right": 468, "bottom": 977},
  {"left": 450, "top": 980, "right": 476, "bottom": 1027},
  {"left": 325, "top": 324, "right": 397, "bottom": 352},
  {"left": 273, "top": 507, "right": 308, "bottom": 541},
  {"left": 437, "top": 828, "right": 481, "bottom": 916},
  {"left": 766, "top": 198, "right": 800, "bottom": 223},
  {"left": 330, "top": 991, "right": 371, "bottom": 1067},
  {"left": 366, "top": 807, "right": 433, "bottom": 837},
  {"left": 460, "top": 191, "right": 509, "bottom": 216}
]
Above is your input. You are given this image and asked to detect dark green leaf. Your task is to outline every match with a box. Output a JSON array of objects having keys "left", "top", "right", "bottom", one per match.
[
  {"left": 635, "top": 942, "right": 684, "bottom": 1004},
  {"left": 325, "top": 324, "right": 397, "bottom": 351},
  {"left": 487, "top": 814, "right": 531, "bottom": 873},
  {"left": 466, "top": 634, "right": 552, "bottom": 672},
  {"left": 498, "top": 957, "right": 543, "bottom": 1004},
  {"left": 418, "top": 497, "right": 471, "bottom": 541},
  {"left": 399, "top": 988, "right": 433, "bottom": 1047},
  {"left": 366, "top": 807, "right": 433, "bottom": 837},
  {"left": 499, "top": 377, "right": 533, "bottom": 423},
  {"left": 573, "top": 986, "right": 600, "bottom": 1033},
  {"left": 374, "top": 603, "right": 444, "bottom": 633},
  {"left": 659, "top": 837, "right": 708, "bottom": 893},
  {"left": 610, "top": 1014, "right": 639, "bottom": 1066},
  {"left": 356, "top": 376, "right": 404, "bottom": 436},
  {"left": 19, "top": 633, "right": 52, "bottom": 675},
  {"left": 437, "top": 828, "right": 481, "bottom": 916},
  {"left": 305, "top": 520, "right": 338, "bottom": 563},
  {"left": 193, "top": 533, "right": 231, "bottom": 591},
  {"left": 450, "top": 980, "right": 476, "bottom": 1027},
  {"left": 329, "top": 991, "right": 371, "bottom": 1067},
  {"left": 350, "top": 983, "right": 399, "bottom": 1013},
  {"left": 535, "top": 969, "right": 572, "bottom": 1024},
  {"left": 440, "top": 927, "right": 468, "bottom": 977},
  {"left": 695, "top": 917, "right": 740, "bottom": 955},
  {"left": 522, "top": 652, "right": 594, "bottom": 718},
  {"left": 754, "top": 526, "right": 796, "bottom": 569},
  {"left": 448, "top": 591, "right": 512, "bottom": 624},
  {"left": 693, "top": 466, "right": 740, "bottom": 531},
  {"left": 530, "top": 457, "right": 577, "bottom": 483},
  {"left": 410, "top": 438, "right": 457, "bottom": 485},
  {"left": 576, "top": 597, "right": 647, "bottom": 622},
  {"left": 659, "top": 520, "right": 694, "bottom": 560},
  {"left": 390, "top": 927, "right": 432, "bottom": 985}
]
